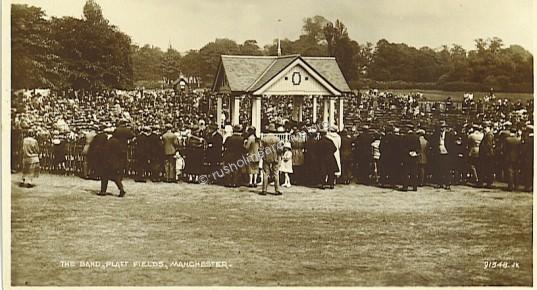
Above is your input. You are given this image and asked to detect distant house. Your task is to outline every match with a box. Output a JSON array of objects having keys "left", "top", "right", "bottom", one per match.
[
  {"left": 173, "top": 75, "right": 201, "bottom": 92},
  {"left": 173, "top": 76, "right": 189, "bottom": 92}
]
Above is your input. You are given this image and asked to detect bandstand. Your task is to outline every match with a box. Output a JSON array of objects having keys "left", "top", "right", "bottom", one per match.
[{"left": 212, "top": 54, "right": 352, "bottom": 133}]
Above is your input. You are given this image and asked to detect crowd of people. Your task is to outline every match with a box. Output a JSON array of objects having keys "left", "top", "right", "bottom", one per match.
[{"left": 13, "top": 88, "right": 534, "bottom": 195}]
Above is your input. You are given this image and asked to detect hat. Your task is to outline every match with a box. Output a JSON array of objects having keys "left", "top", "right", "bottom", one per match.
[
  {"left": 165, "top": 123, "right": 173, "bottom": 130},
  {"left": 104, "top": 127, "right": 115, "bottom": 133},
  {"left": 438, "top": 120, "right": 448, "bottom": 127},
  {"left": 233, "top": 124, "right": 243, "bottom": 133},
  {"left": 329, "top": 125, "right": 338, "bottom": 132},
  {"left": 277, "top": 126, "right": 285, "bottom": 133},
  {"left": 416, "top": 129, "right": 426, "bottom": 135},
  {"left": 503, "top": 121, "right": 512, "bottom": 127},
  {"left": 526, "top": 124, "right": 534, "bottom": 131},
  {"left": 267, "top": 123, "right": 276, "bottom": 133},
  {"left": 482, "top": 121, "right": 492, "bottom": 127},
  {"left": 283, "top": 141, "right": 292, "bottom": 149}
]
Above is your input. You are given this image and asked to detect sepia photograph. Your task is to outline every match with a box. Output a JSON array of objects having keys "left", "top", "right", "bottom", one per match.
[{"left": 2, "top": 0, "right": 535, "bottom": 287}]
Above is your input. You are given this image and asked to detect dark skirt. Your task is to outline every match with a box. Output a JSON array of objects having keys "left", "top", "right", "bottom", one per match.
[{"left": 184, "top": 147, "right": 205, "bottom": 175}]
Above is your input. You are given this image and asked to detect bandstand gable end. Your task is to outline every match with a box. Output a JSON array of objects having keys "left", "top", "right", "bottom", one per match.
[{"left": 254, "top": 60, "right": 338, "bottom": 96}]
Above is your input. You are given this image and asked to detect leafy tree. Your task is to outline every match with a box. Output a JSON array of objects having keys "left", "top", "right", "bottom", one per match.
[
  {"left": 49, "top": 0, "right": 133, "bottom": 90},
  {"left": 11, "top": 4, "right": 60, "bottom": 89},
  {"left": 161, "top": 47, "right": 182, "bottom": 84},
  {"left": 239, "top": 40, "right": 263, "bottom": 55},
  {"left": 302, "top": 15, "right": 330, "bottom": 44},
  {"left": 83, "top": 0, "right": 107, "bottom": 25},
  {"left": 131, "top": 44, "right": 164, "bottom": 82},
  {"left": 198, "top": 38, "right": 240, "bottom": 83}
]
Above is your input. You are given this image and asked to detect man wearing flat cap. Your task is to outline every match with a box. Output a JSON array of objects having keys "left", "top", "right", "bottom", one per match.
[
  {"left": 260, "top": 123, "right": 284, "bottom": 194},
  {"left": 162, "top": 123, "right": 179, "bottom": 182},
  {"left": 503, "top": 125, "right": 521, "bottom": 191}
]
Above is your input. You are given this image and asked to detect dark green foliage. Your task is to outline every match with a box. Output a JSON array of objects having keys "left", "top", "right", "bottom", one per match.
[
  {"left": 11, "top": 6, "right": 533, "bottom": 92},
  {"left": 12, "top": 2, "right": 133, "bottom": 90}
]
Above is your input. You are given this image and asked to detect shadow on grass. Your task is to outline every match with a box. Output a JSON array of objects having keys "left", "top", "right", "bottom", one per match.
[{"left": 83, "top": 189, "right": 118, "bottom": 197}]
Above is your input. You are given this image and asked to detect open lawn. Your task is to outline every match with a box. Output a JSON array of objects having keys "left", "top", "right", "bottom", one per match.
[
  {"left": 10, "top": 173, "right": 532, "bottom": 286},
  {"left": 360, "top": 89, "right": 533, "bottom": 102}
]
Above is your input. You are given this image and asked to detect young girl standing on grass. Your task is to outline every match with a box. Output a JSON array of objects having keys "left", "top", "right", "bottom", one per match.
[{"left": 280, "top": 142, "right": 293, "bottom": 188}]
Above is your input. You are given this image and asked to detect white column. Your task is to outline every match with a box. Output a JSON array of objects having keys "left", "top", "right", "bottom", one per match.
[
  {"left": 252, "top": 95, "right": 262, "bottom": 133},
  {"left": 312, "top": 95, "right": 317, "bottom": 124},
  {"left": 329, "top": 96, "right": 335, "bottom": 127},
  {"left": 292, "top": 96, "right": 304, "bottom": 123},
  {"left": 298, "top": 99, "right": 303, "bottom": 123},
  {"left": 216, "top": 95, "right": 223, "bottom": 128},
  {"left": 323, "top": 96, "right": 329, "bottom": 124},
  {"left": 231, "top": 95, "right": 240, "bottom": 125},
  {"left": 338, "top": 96, "right": 344, "bottom": 131}
]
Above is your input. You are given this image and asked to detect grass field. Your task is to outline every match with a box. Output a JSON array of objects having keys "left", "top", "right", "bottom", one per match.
[
  {"left": 10, "top": 174, "right": 532, "bottom": 286},
  {"left": 360, "top": 89, "right": 534, "bottom": 102}
]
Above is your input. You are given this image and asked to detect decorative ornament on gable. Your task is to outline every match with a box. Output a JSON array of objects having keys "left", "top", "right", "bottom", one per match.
[{"left": 291, "top": 72, "right": 301, "bottom": 85}]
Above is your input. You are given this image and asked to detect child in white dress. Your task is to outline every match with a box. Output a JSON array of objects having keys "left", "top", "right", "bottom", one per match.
[{"left": 280, "top": 142, "right": 293, "bottom": 188}]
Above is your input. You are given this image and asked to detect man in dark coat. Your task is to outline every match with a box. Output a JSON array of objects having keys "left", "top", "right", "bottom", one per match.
[
  {"left": 113, "top": 120, "right": 135, "bottom": 176},
  {"left": 354, "top": 125, "right": 373, "bottom": 184},
  {"left": 304, "top": 131, "right": 320, "bottom": 187},
  {"left": 134, "top": 126, "right": 151, "bottom": 182},
  {"left": 430, "top": 121, "right": 453, "bottom": 189},
  {"left": 479, "top": 121, "right": 495, "bottom": 188},
  {"left": 87, "top": 125, "right": 108, "bottom": 180},
  {"left": 317, "top": 129, "right": 338, "bottom": 189},
  {"left": 339, "top": 129, "right": 354, "bottom": 184},
  {"left": 92, "top": 127, "right": 126, "bottom": 197},
  {"left": 451, "top": 132, "right": 468, "bottom": 185},
  {"left": 223, "top": 125, "right": 245, "bottom": 187},
  {"left": 379, "top": 126, "right": 398, "bottom": 188},
  {"left": 503, "top": 127, "right": 521, "bottom": 191},
  {"left": 206, "top": 124, "right": 223, "bottom": 184},
  {"left": 148, "top": 125, "right": 164, "bottom": 182},
  {"left": 401, "top": 126, "right": 420, "bottom": 191}
]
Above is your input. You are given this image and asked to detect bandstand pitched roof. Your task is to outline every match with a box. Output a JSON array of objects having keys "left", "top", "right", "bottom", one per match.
[{"left": 213, "top": 54, "right": 351, "bottom": 94}]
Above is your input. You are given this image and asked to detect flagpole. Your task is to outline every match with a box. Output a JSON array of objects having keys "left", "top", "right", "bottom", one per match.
[{"left": 277, "top": 19, "right": 282, "bottom": 56}]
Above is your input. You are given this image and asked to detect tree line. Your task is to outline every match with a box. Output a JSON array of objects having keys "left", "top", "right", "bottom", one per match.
[{"left": 12, "top": 2, "right": 533, "bottom": 92}]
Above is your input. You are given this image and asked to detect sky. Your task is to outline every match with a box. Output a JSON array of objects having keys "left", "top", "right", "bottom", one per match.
[{"left": 11, "top": 0, "right": 535, "bottom": 53}]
